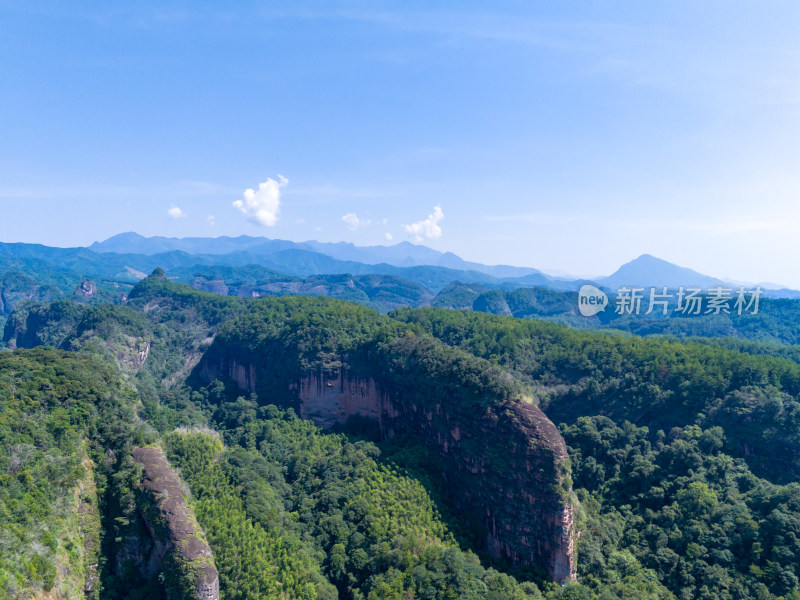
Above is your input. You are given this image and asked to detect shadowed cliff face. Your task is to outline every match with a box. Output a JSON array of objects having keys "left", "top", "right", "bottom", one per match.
[
  {"left": 198, "top": 355, "right": 257, "bottom": 394},
  {"left": 199, "top": 351, "right": 577, "bottom": 583}
]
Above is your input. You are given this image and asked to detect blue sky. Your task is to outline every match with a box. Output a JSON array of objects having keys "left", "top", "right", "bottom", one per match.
[{"left": 1, "top": 2, "right": 799, "bottom": 285}]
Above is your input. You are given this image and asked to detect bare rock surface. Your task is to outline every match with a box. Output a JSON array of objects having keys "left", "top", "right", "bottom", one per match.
[{"left": 132, "top": 446, "right": 219, "bottom": 600}]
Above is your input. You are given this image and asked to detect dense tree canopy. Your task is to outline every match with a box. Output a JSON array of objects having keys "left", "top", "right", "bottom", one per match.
[{"left": 3, "top": 275, "right": 800, "bottom": 599}]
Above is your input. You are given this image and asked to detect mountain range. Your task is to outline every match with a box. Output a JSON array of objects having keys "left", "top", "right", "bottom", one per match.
[
  {"left": 1, "top": 234, "right": 798, "bottom": 325},
  {"left": 89, "top": 232, "right": 541, "bottom": 278},
  {"left": 90, "top": 232, "right": 800, "bottom": 297}
]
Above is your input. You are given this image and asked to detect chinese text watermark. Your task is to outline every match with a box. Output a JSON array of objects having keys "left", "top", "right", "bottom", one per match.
[{"left": 579, "top": 285, "right": 762, "bottom": 317}]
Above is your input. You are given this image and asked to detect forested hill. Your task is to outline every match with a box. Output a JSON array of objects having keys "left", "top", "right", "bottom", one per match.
[
  {"left": 196, "top": 298, "right": 577, "bottom": 582},
  {"left": 0, "top": 348, "right": 153, "bottom": 599},
  {"left": 392, "top": 307, "right": 800, "bottom": 598},
  {"left": 2, "top": 275, "right": 574, "bottom": 599},
  {"left": 2, "top": 271, "right": 800, "bottom": 599},
  {"left": 392, "top": 308, "right": 800, "bottom": 483}
]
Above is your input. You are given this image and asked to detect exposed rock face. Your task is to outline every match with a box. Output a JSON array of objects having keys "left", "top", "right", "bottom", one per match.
[
  {"left": 135, "top": 339, "right": 151, "bottom": 369},
  {"left": 75, "top": 279, "right": 98, "bottom": 300},
  {"left": 132, "top": 446, "right": 219, "bottom": 600},
  {"left": 473, "top": 291, "right": 513, "bottom": 316},
  {"left": 77, "top": 457, "right": 101, "bottom": 597},
  {"left": 302, "top": 369, "right": 577, "bottom": 582},
  {"left": 202, "top": 355, "right": 577, "bottom": 582},
  {"left": 295, "top": 371, "right": 382, "bottom": 427},
  {"left": 198, "top": 355, "right": 256, "bottom": 394}
]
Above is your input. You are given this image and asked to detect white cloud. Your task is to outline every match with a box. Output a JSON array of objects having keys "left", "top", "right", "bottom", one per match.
[
  {"left": 167, "top": 205, "right": 186, "bottom": 219},
  {"left": 342, "top": 212, "right": 372, "bottom": 231},
  {"left": 207, "top": 215, "right": 215, "bottom": 225},
  {"left": 385, "top": 232, "right": 393, "bottom": 241},
  {"left": 314, "top": 226, "right": 322, "bottom": 232},
  {"left": 233, "top": 175, "right": 288, "bottom": 226},
  {"left": 403, "top": 205, "right": 444, "bottom": 241}
]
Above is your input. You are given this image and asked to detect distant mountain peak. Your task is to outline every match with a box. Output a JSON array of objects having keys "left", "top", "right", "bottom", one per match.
[
  {"left": 622, "top": 254, "right": 671, "bottom": 266},
  {"left": 91, "top": 231, "right": 146, "bottom": 245},
  {"left": 598, "top": 254, "right": 726, "bottom": 290}
]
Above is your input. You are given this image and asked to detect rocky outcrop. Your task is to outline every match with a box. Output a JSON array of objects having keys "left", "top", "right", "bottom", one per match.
[
  {"left": 298, "top": 369, "right": 576, "bottom": 582},
  {"left": 74, "top": 279, "right": 98, "bottom": 300},
  {"left": 78, "top": 457, "right": 101, "bottom": 598},
  {"left": 295, "top": 371, "right": 383, "bottom": 427},
  {"left": 201, "top": 351, "right": 577, "bottom": 582},
  {"left": 132, "top": 446, "right": 219, "bottom": 600},
  {"left": 473, "top": 290, "right": 513, "bottom": 316}
]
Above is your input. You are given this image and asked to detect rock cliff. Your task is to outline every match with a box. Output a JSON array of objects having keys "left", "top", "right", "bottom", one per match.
[
  {"left": 199, "top": 350, "right": 577, "bottom": 582},
  {"left": 299, "top": 369, "right": 576, "bottom": 582},
  {"left": 132, "top": 446, "right": 219, "bottom": 600}
]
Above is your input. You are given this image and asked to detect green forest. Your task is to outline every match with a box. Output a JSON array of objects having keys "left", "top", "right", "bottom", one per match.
[{"left": 2, "top": 272, "right": 800, "bottom": 599}]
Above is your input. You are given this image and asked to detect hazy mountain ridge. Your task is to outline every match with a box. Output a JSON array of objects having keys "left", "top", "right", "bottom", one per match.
[
  {"left": 91, "top": 232, "right": 542, "bottom": 279},
  {"left": 88, "top": 233, "right": 800, "bottom": 297},
  {"left": 3, "top": 237, "right": 800, "bottom": 350},
  {"left": 597, "top": 254, "right": 728, "bottom": 289},
  {"left": 1, "top": 236, "right": 798, "bottom": 331}
]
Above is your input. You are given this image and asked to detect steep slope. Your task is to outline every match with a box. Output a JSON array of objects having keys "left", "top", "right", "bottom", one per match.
[
  {"left": 9, "top": 271, "right": 800, "bottom": 597},
  {"left": 392, "top": 307, "right": 800, "bottom": 599},
  {"left": 0, "top": 349, "right": 132, "bottom": 599},
  {"left": 195, "top": 298, "right": 577, "bottom": 582},
  {"left": 394, "top": 308, "right": 800, "bottom": 482},
  {"left": 132, "top": 446, "right": 219, "bottom": 600}
]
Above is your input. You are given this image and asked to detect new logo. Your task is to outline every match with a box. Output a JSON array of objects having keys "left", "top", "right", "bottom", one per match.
[{"left": 578, "top": 284, "right": 608, "bottom": 317}]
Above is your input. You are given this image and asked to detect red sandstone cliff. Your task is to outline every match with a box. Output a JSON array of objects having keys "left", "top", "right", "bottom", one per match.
[
  {"left": 298, "top": 369, "right": 577, "bottom": 583},
  {"left": 200, "top": 355, "right": 577, "bottom": 583}
]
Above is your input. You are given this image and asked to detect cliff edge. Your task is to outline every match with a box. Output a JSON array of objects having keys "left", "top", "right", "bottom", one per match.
[
  {"left": 198, "top": 331, "right": 577, "bottom": 583},
  {"left": 132, "top": 446, "right": 219, "bottom": 600},
  {"left": 296, "top": 368, "right": 577, "bottom": 583}
]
